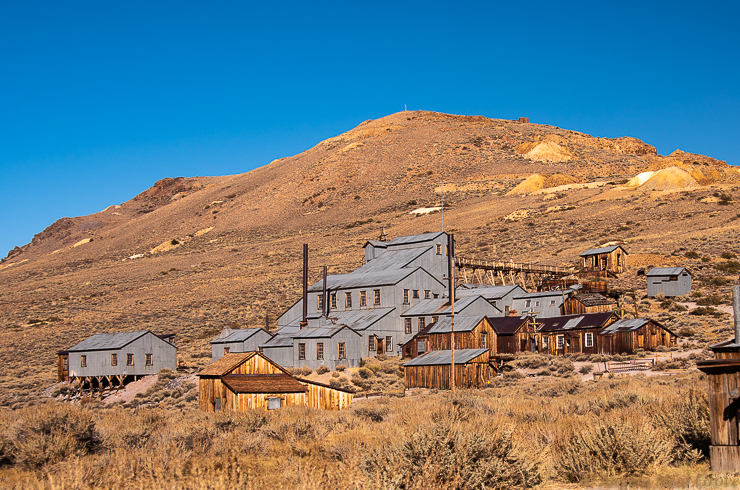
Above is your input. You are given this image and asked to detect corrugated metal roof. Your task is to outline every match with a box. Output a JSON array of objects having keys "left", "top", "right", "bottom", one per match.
[
  {"left": 385, "top": 232, "right": 444, "bottom": 246},
  {"left": 307, "top": 269, "right": 417, "bottom": 292},
  {"left": 600, "top": 318, "right": 648, "bottom": 334},
  {"left": 425, "top": 316, "right": 483, "bottom": 333},
  {"left": 260, "top": 335, "right": 294, "bottom": 348},
  {"left": 488, "top": 316, "right": 529, "bottom": 334},
  {"left": 355, "top": 247, "right": 432, "bottom": 273},
  {"left": 579, "top": 245, "right": 627, "bottom": 256},
  {"left": 538, "top": 312, "right": 615, "bottom": 332},
  {"left": 403, "top": 348, "right": 488, "bottom": 366},
  {"left": 401, "top": 296, "right": 481, "bottom": 316},
  {"left": 291, "top": 325, "right": 360, "bottom": 339},
  {"left": 457, "top": 285, "right": 523, "bottom": 300},
  {"left": 322, "top": 307, "right": 395, "bottom": 331},
  {"left": 365, "top": 240, "right": 387, "bottom": 248},
  {"left": 646, "top": 267, "right": 686, "bottom": 277},
  {"left": 572, "top": 293, "right": 616, "bottom": 307},
  {"left": 513, "top": 290, "right": 572, "bottom": 300},
  {"left": 211, "top": 328, "right": 270, "bottom": 344},
  {"left": 67, "top": 330, "right": 149, "bottom": 351}
]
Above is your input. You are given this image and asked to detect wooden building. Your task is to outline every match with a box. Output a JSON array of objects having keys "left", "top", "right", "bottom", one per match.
[
  {"left": 403, "top": 348, "right": 493, "bottom": 389},
  {"left": 647, "top": 267, "right": 692, "bottom": 297},
  {"left": 58, "top": 330, "right": 177, "bottom": 387},
  {"left": 696, "top": 286, "right": 740, "bottom": 471},
  {"left": 538, "top": 312, "right": 618, "bottom": 355},
  {"left": 599, "top": 318, "right": 677, "bottom": 353},
  {"left": 579, "top": 245, "right": 628, "bottom": 276},
  {"left": 198, "top": 351, "right": 352, "bottom": 412},
  {"left": 561, "top": 292, "right": 616, "bottom": 315},
  {"left": 488, "top": 316, "right": 532, "bottom": 355}
]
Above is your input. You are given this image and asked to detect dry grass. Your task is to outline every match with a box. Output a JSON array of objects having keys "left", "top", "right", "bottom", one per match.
[{"left": 0, "top": 372, "right": 718, "bottom": 489}]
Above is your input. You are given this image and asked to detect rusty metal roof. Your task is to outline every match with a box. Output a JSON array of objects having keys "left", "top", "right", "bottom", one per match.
[
  {"left": 488, "top": 316, "right": 529, "bottom": 334},
  {"left": 538, "top": 312, "right": 616, "bottom": 332},
  {"left": 571, "top": 293, "right": 616, "bottom": 307},
  {"left": 221, "top": 374, "right": 307, "bottom": 394},
  {"left": 403, "top": 348, "right": 488, "bottom": 366}
]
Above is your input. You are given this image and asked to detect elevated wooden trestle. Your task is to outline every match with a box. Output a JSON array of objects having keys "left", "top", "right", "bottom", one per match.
[{"left": 455, "top": 256, "right": 576, "bottom": 287}]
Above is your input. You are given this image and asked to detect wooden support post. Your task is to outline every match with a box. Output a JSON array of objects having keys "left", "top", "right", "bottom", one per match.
[
  {"left": 488, "top": 270, "right": 495, "bottom": 285},
  {"left": 499, "top": 271, "right": 506, "bottom": 285}
]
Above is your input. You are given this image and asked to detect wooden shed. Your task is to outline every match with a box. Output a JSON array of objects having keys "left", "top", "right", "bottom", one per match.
[
  {"left": 488, "top": 316, "right": 532, "bottom": 355},
  {"left": 538, "top": 312, "right": 618, "bottom": 356},
  {"left": 198, "top": 351, "right": 352, "bottom": 412},
  {"left": 561, "top": 292, "right": 616, "bottom": 315},
  {"left": 579, "top": 245, "right": 628, "bottom": 276},
  {"left": 599, "top": 318, "right": 677, "bottom": 353},
  {"left": 696, "top": 285, "right": 740, "bottom": 471},
  {"left": 403, "top": 348, "right": 493, "bottom": 389}
]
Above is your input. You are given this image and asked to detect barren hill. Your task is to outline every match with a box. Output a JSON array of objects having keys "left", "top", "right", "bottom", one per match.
[{"left": 1, "top": 110, "right": 739, "bottom": 400}]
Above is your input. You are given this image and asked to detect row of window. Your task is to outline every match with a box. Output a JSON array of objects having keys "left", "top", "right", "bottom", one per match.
[
  {"left": 554, "top": 333, "right": 594, "bottom": 349},
  {"left": 297, "top": 342, "right": 347, "bottom": 360},
  {"left": 318, "top": 289, "right": 382, "bottom": 310},
  {"left": 524, "top": 299, "right": 557, "bottom": 308},
  {"left": 402, "top": 289, "right": 435, "bottom": 304},
  {"left": 403, "top": 316, "right": 440, "bottom": 334},
  {"left": 80, "top": 353, "right": 153, "bottom": 367}
]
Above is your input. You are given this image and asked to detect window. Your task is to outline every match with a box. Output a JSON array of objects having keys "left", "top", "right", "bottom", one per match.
[
  {"left": 525, "top": 300, "right": 531, "bottom": 308},
  {"left": 368, "top": 336, "right": 376, "bottom": 352},
  {"left": 413, "top": 290, "right": 420, "bottom": 299},
  {"left": 481, "top": 332, "right": 487, "bottom": 349},
  {"left": 317, "top": 294, "right": 324, "bottom": 310},
  {"left": 145, "top": 353, "right": 153, "bottom": 366},
  {"left": 224, "top": 347, "right": 230, "bottom": 354},
  {"left": 127, "top": 353, "right": 134, "bottom": 366},
  {"left": 298, "top": 343, "right": 306, "bottom": 360},
  {"left": 585, "top": 333, "right": 594, "bottom": 348},
  {"left": 317, "top": 343, "right": 324, "bottom": 360},
  {"left": 215, "top": 398, "right": 221, "bottom": 412},
  {"left": 424, "top": 290, "right": 431, "bottom": 299},
  {"left": 385, "top": 336, "right": 393, "bottom": 352},
  {"left": 80, "top": 355, "right": 87, "bottom": 368},
  {"left": 418, "top": 317, "right": 426, "bottom": 331},
  {"left": 345, "top": 292, "right": 352, "bottom": 309},
  {"left": 63, "top": 357, "right": 68, "bottom": 371},
  {"left": 338, "top": 342, "right": 346, "bottom": 360},
  {"left": 504, "top": 306, "right": 510, "bottom": 315},
  {"left": 433, "top": 293, "right": 439, "bottom": 299},
  {"left": 436, "top": 244, "right": 442, "bottom": 255},
  {"left": 556, "top": 335, "right": 564, "bottom": 349},
  {"left": 403, "top": 289, "right": 410, "bottom": 304},
  {"left": 543, "top": 336, "right": 549, "bottom": 348},
  {"left": 550, "top": 300, "right": 556, "bottom": 306},
  {"left": 360, "top": 291, "right": 367, "bottom": 307},
  {"left": 330, "top": 293, "right": 337, "bottom": 310},
  {"left": 374, "top": 289, "right": 381, "bottom": 305},
  {"left": 404, "top": 318, "right": 412, "bottom": 334},
  {"left": 267, "top": 398, "right": 281, "bottom": 410},
  {"left": 432, "top": 316, "right": 439, "bottom": 324},
  {"left": 535, "top": 301, "right": 540, "bottom": 307},
  {"left": 111, "top": 354, "right": 117, "bottom": 366},
  {"left": 418, "top": 339, "right": 426, "bottom": 353},
  {"left": 492, "top": 301, "right": 497, "bottom": 307}
]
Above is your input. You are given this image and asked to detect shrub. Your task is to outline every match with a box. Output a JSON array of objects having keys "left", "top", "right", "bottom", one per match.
[
  {"left": 316, "top": 365, "right": 329, "bottom": 375},
  {"left": 684, "top": 251, "right": 701, "bottom": 259},
  {"left": 353, "top": 404, "right": 389, "bottom": 422},
  {"left": 579, "top": 363, "right": 594, "bottom": 375},
  {"left": 335, "top": 364, "right": 347, "bottom": 372},
  {"left": 297, "top": 366, "right": 313, "bottom": 376},
  {"left": 695, "top": 294, "right": 725, "bottom": 306},
  {"left": 722, "top": 252, "right": 737, "bottom": 259},
  {"left": 357, "top": 367, "right": 374, "bottom": 379},
  {"left": 331, "top": 371, "right": 340, "bottom": 378},
  {"left": 716, "top": 261, "right": 740, "bottom": 274},
  {"left": 689, "top": 307, "right": 723, "bottom": 317},
  {"left": 514, "top": 354, "right": 549, "bottom": 370},
  {"left": 367, "top": 363, "right": 382, "bottom": 373}
]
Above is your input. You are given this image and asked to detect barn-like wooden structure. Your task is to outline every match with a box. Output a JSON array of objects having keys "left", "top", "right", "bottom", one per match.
[
  {"left": 579, "top": 245, "right": 628, "bottom": 276},
  {"left": 561, "top": 292, "right": 617, "bottom": 315},
  {"left": 403, "top": 348, "right": 493, "bottom": 389},
  {"left": 198, "top": 351, "right": 352, "bottom": 412},
  {"left": 599, "top": 318, "right": 677, "bottom": 353}
]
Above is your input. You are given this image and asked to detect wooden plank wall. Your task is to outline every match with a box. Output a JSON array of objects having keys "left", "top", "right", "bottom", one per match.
[
  {"left": 404, "top": 362, "right": 493, "bottom": 389},
  {"left": 707, "top": 370, "right": 740, "bottom": 447},
  {"left": 226, "top": 391, "right": 307, "bottom": 411},
  {"left": 426, "top": 320, "right": 497, "bottom": 355},
  {"left": 299, "top": 382, "right": 353, "bottom": 410}
]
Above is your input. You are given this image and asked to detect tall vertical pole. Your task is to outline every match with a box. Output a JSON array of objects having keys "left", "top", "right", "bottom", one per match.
[
  {"left": 441, "top": 183, "right": 444, "bottom": 232},
  {"left": 302, "top": 244, "right": 308, "bottom": 328},
  {"left": 322, "top": 266, "right": 328, "bottom": 317},
  {"left": 449, "top": 233, "right": 456, "bottom": 393}
]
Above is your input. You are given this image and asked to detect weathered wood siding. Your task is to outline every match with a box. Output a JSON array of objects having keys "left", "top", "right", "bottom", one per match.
[
  {"left": 562, "top": 297, "right": 614, "bottom": 315},
  {"left": 581, "top": 248, "right": 626, "bottom": 274},
  {"left": 607, "top": 323, "right": 676, "bottom": 354},
  {"left": 299, "top": 381, "right": 353, "bottom": 410},
  {"left": 426, "top": 319, "right": 497, "bottom": 355},
  {"left": 404, "top": 361, "right": 493, "bottom": 389},
  {"left": 225, "top": 391, "right": 307, "bottom": 411},
  {"left": 57, "top": 353, "right": 69, "bottom": 382}
]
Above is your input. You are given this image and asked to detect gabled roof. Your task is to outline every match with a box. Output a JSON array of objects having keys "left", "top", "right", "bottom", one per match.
[
  {"left": 538, "top": 312, "right": 616, "bottom": 332},
  {"left": 66, "top": 330, "right": 161, "bottom": 352},
  {"left": 600, "top": 318, "right": 677, "bottom": 337},
  {"left": 291, "top": 325, "right": 361, "bottom": 339},
  {"left": 260, "top": 335, "right": 294, "bottom": 348},
  {"left": 513, "top": 290, "right": 573, "bottom": 300},
  {"left": 197, "top": 351, "right": 290, "bottom": 377},
  {"left": 570, "top": 293, "right": 616, "bottom": 307},
  {"left": 646, "top": 267, "right": 688, "bottom": 277},
  {"left": 425, "top": 316, "right": 484, "bottom": 334},
  {"left": 457, "top": 284, "right": 525, "bottom": 300},
  {"left": 321, "top": 307, "right": 395, "bottom": 331},
  {"left": 401, "top": 295, "right": 492, "bottom": 317},
  {"left": 221, "top": 374, "right": 307, "bottom": 394},
  {"left": 363, "top": 232, "right": 445, "bottom": 249},
  {"left": 580, "top": 245, "right": 628, "bottom": 257},
  {"left": 211, "top": 327, "right": 272, "bottom": 345},
  {"left": 355, "top": 246, "right": 432, "bottom": 273},
  {"left": 403, "top": 348, "right": 488, "bottom": 366},
  {"left": 488, "top": 316, "right": 529, "bottom": 335},
  {"left": 307, "top": 268, "right": 438, "bottom": 292}
]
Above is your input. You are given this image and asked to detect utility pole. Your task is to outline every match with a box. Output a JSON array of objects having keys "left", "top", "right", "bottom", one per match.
[
  {"left": 449, "top": 233, "right": 456, "bottom": 393},
  {"left": 441, "top": 183, "right": 445, "bottom": 232}
]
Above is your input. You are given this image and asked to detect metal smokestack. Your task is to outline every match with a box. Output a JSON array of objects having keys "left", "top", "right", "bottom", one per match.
[{"left": 301, "top": 244, "right": 308, "bottom": 329}]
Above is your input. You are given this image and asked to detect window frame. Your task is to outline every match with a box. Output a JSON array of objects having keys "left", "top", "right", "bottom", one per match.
[
  {"left": 373, "top": 289, "right": 381, "bottom": 306},
  {"left": 360, "top": 290, "right": 367, "bottom": 307},
  {"left": 145, "top": 353, "right": 153, "bottom": 366},
  {"left": 126, "top": 353, "right": 134, "bottom": 366},
  {"left": 338, "top": 342, "right": 346, "bottom": 360},
  {"left": 385, "top": 336, "right": 393, "bottom": 352},
  {"left": 298, "top": 343, "right": 306, "bottom": 360},
  {"left": 368, "top": 336, "right": 376, "bottom": 352},
  {"left": 481, "top": 332, "right": 487, "bottom": 349},
  {"left": 585, "top": 333, "right": 594, "bottom": 348},
  {"left": 111, "top": 353, "right": 117, "bottom": 366},
  {"left": 330, "top": 293, "right": 337, "bottom": 310},
  {"left": 224, "top": 347, "right": 230, "bottom": 354},
  {"left": 404, "top": 318, "right": 412, "bottom": 334},
  {"left": 317, "top": 342, "right": 324, "bottom": 360},
  {"left": 418, "top": 317, "right": 426, "bottom": 331},
  {"left": 412, "top": 290, "right": 420, "bottom": 299},
  {"left": 403, "top": 289, "right": 410, "bottom": 305},
  {"left": 345, "top": 292, "right": 352, "bottom": 309},
  {"left": 436, "top": 244, "right": 442, "bottom": 255},
  {"left": 317, "top": 294, "right": 324, "bottom": 311},
  {"left": 424, "top": 290, "right": 431, "bottom": 299},
  {"left": 556, "top": 335, "right": 564, "bottom": 349},
  {"left": 81, "top": 355, "right": 87, "bottom": 368},
  {"left": 432, "top": 316, "right": 439, "bottom": 324}
]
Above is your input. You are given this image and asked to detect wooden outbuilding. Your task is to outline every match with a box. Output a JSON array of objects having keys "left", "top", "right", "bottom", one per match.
[
  {"left": 538, "top": 312, "right": 618, "bottom": 355},
  {"left": 488, "top": 316, "right": 532, "bottom": 355},
  {"left": 647, "top": 267, "right": 692, "bottom": 297},
  {"left": 403, "top": 348, "right": 493, "bottom": 389},
  {"left": 599, "top": 318, "right": 677, "bottom": 353},
  {"left": 198, "top": 351, "right": 352, "bottom": 412},
  {"left": 579, "top": 245, "right": 628, "bottom": 276},
  {"left": 561, "top": 292, "right": 616, "bottom": 315}
]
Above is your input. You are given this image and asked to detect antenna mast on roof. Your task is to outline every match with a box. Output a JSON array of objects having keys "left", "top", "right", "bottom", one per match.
[{"left": 378, "top": 227, "right": 388, "bottom": 242}]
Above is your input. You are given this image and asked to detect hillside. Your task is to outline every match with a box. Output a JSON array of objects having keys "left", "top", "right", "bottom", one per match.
[{"left": 1, "top": 110, "right": 739, "bottom": 400}]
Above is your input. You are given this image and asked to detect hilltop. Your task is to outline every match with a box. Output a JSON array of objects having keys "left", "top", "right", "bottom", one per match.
[{"left": 1, "top": 110, "right": 739, "bottom": 399}]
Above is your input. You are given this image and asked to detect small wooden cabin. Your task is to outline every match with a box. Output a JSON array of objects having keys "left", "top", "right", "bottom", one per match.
[
  {"left": 538, "top": 312, "right": 618, "bottom": 356},
  {"left": 488, "top": 316, "right": 532, "bottom": 355},
  {"left": 561, "top": 292, "right": 616, "bottom": 315},
  {"left": 198, "top": 351, "right": 352, "bottom": 412},
  {"left": 599, "top": 318, "right": 677, "bottom": 353},
  {"left": 579, "top": 245, "right": 627, "bottom": 276},
  {"left": 647, "top": 267, "right": 692, "bottom": 297},
  {"left": 403, "top": 348, "right": 493, "bottom": 389}
]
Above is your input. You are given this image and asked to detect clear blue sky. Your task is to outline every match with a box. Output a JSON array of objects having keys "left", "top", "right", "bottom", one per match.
[{"left": 1, "top": 1, "right": 738, "bottom": 257}]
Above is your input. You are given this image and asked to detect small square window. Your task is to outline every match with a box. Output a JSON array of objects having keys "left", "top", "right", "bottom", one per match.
[
  {"left": 550, "top": 300, "right": 556, "bottom": 306},
  {"left": 424, "top": 290, "right": 431, "bottom": 299},
  {"left": 126, "top": 353, "right": 134, "bottom": 366},
  {"left": 412, "top": 290, "right": 419, "bottom": 299},
  {"left": 432, "top": 316, "right": 439, "bottom": 324},
  {"left": 525, "top": 300, "right": 531, "bottom": 308},
  {"left": 224, "top": 347, "right": 230, "bottom": 354},
  {"left": 111, "top": 353, "right": 117, "bottom": 366},
  {"left": 433, "top": 293, "right": 439, "bottom": 299},
  {"left": 385, "top": 336, "right": 393, "bottom": 352},
  {"left": 268, "top": 397, "right": 281, "bottom": 410},
  {"left": 145, "top": 353, "right": 153, "bottom": 366},
  {"left": 317, "top": 343, "right": 324, "bottom": 360},
  {"left": 298, "top": 343, "right": 306, "bottom": 360},
  {"left": 80, "top": 355, "right": 87, "bottom": 368}
]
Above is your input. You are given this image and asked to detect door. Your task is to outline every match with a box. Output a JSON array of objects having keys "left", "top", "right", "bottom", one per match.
[
  {"left": 520, "top": 338, "right": 527, "bottom": 352},
  {"left": 637, "top": 334, "right": 644, "bottom": 349},
  {"left": 565, "top": 338, "right": 572, "bottom": 354},
  {"left": 376, "top": 338, "right": 384, "bottom": 355}
]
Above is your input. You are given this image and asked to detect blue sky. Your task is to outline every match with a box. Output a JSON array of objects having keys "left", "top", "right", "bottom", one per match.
[{"left": 1, "top": 1, "right": 738, "bottom": 257}]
